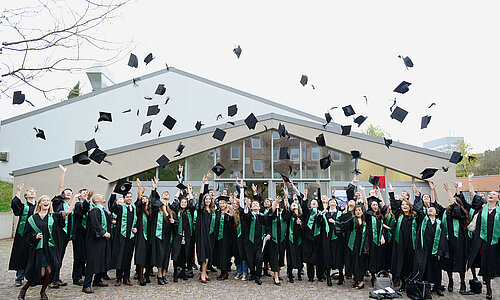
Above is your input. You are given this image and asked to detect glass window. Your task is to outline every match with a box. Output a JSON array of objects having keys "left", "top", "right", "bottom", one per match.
[
  {"left": 186, "top": 149, "right": 216, "bottom": 182},
  {"left": 332, "top": 150, "right": 342, "bottom": 162},
  {"left": 129, "top": 168, "right": 157, "bottom": 181},
  {"left": 158, "top": 159, "right": 185, "bottom": 181},
  {"left": 273, "top": 149, "right": 279, "bottom": 162},
  {"left": 251, "top": 137, "right": 261, "bottom": 149},
  {"left": 333, "top": 170, "right": 343, "bottom": 181},
  {"left": 311, "top": 147, "right": 320, "bottom": 161},
  {"left": 253, "top": 159, "right": 263, "bottom": 172},
  {"left": 216, "top": 141, "right": 243, "bottom": 179},
  {"left": 245, "top": 132, "right": 271, "bottom": 178},
  {"left": 328, "top": 149, "right": 355, "bottom": 182},
  {"left": 302, "top": 141, "right": 329, "bottom": 179},
  {"left": 290, "top": 148, "right": 300, "bottom": 162},
  {"left": 358, "top": 159, "right": 385, "bottom": 182},
  {"left": 230, "top": 146, "right": 240, "bottom": 160},
  {"left": 386, "top": 168, "right": 413, "bottom": 182}
]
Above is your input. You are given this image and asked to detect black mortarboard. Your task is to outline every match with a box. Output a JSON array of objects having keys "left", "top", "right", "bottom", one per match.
[
  {"left": 98, "top": 111, "right": 112, "bottom": 122},
  {"left": 228, "top": 104, "right": 238, "bottom": 117},
  {"left": 300, "top": 75, "right": 308, "bottom": 86},
  {"left": 233, "top": 45, "right": 242, "bottom": 59},
  {"left": 212, "top": 162, "right": 226, "bottom": 176},
  {"left": 163, "top": 115, "right": 177, "bottom": 130},
  {"left": 114, "top": 179, "right": 132, "bottom": 196},
  {"left": 353, "top": 115, "right": 367, "bottom": 127},
  {"left": 89, "top": 148, "right": 107, "bottom": 164},
  {"left": 217, "top": 195, "right": 229, "bottom": 202},
  {"left": 97, "top": 174, "right": 109, "bottom": 181},
  {"left": 34, "top": 128, "right": 46, "bottom": 140},
  {"left": 393, "top": 81, "right": 412, "bottom": 94},
  {"left": 85, "top": 138, "right": 98, "bottom": 151},
  {"left": 280, "top": 173, "right": 290, "bottom": 183},
  {"left": 350, "top": 150, "right": 362, "bottom": 159},
  {"left": 155, "top": 84, "right": 166, "bottom": 95},
  {"left": 367, "top": 196, "right": 381, "bottom": 205},
  {"left": 316, "top": 133, "right": 326, "bottom": 147},
  {"left": 212, "top": 128, "right": 226, "bottom": 141},
  {"left": 278, "top": 123, "right": 287, "bottom": 137},
  {"left": 144, "top": 53, "right": 154, "bottom": 65},
  {"left": 176, "top": 182, "right": 187, "bottom": 190},
  {"left": 369, "top": 175, "right": 380, "bottom": 187},
  {"left": 128, "top": 53, "right": 138, "bottom": 68},
  {"left": 390, "top": 106, "right": 408, "bottom": 123},
  {"left": 195, "top": 121, "right": 203, "bottom": 131},
  {"left": 141, "top": 120, "right": 152, "bottom": 136},
  {"left": 147, "top": 105, "right": 161, "bottom": 116},
  {"left": 342, "top": 105, "right": 356, "bottom": 117},
  {"left": 399, "top": 55, "right": 414, "bottom": 69},
  {"left": 156, "top": 154, "right": 170, "bottom": 168},
  {"left": 13, "top": 91, "right": 25, "bottom": 105},
  {"left": 420, "top": 168, "right": 438, "bottom": 180},
  {"left": 279, "top": 147, "right": 290, "bottom": 160},
  {"left": 320, "top": 155, "right": 332, "bottom": 170},
  {"left": 244, "top": 113, "right": 258, "bottom": 130},
  {"left": 468, "top": 156, "right": 477, "bottom": 163},
  {"left": 449, "top": 151, "right": 463, "bottom": 164},
  {"left": 325, "top": 112, "right": 332, "bottom": 124},
  {"left": 72, "top": 151, "right": 91, "bottom": 165},
  {"left": 175, "top": 142, "right": 185, "bottom": 156},
  {"left": 341, "top": 125, "right": 351, "bottom": 135},
  {"left": 421, "top": 115, "right": 432, "bottom": 129},
  {"left": 384, "top": 137, "right": 393, "bottom": 148}
]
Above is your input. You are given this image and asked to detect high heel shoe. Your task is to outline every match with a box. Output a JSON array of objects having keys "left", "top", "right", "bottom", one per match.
[
  {"left": 157, "top": 277, "right": 164, "bottom": 285},
  {"left": 486, "top": 294, "right": 492, "bottom": 300},
  {"left": 356, "top": 283, "right": 365, "bottom": 290},
  {"left": 273, "top": 278, "right": 281, "bottom": 286}
]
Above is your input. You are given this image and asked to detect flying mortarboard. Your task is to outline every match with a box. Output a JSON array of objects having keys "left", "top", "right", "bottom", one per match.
[
  {"left": 316, "top": 133, "right": 326, "bottom": 147},
  {"left": 98, "top": 112, "right": 112, "bottom": 122},
  {"left": 390, "top": 106, "right": 408, "bottom": 123},
  {"left": 212, "top": 162, "right": 226, "bottom": 176},
  {"left": 89, "top": 148, "right": 107, "bottom": 164},
  {"left": 212, "top": 128, "right": 226, "bottom": 141},
  {"left": 420, "top": 168, "right": 438, "bottom": 180},
  {"left": 128, "top": 53, "right": 138, "bottom": 68},
  {"left": 113, "top": 179, "right": 132, "bottom": 196},
  {"left": 320, "top": 154, "right": 332, "bottom": 170},
  {"left": 280, "top": 173, "right": 291, "bottom": 183},
  {"left": 354, "top": 115, "right": 367, "bottom": 127},
  {"left": 300, "top": 75, "right": 308, "bottom": 86},
  {"left": 72, "top": 151, "right": 91, "bottom": 165},
  {"left": 33, "top": 128, "right": 46, "bottom": 140},
  {"left": 325, "top": 112, "right": 332, "bottom": 124},
  {"left": 163, "top": 115, "right": 177, "bottom": 130},
  {"left": 147, "top": 105, "right": 161, "bottom": 116},
  {"left": 399, "top": 55, "right": 414, "bottom": 69},
  {"left": 155, "top": 84, "right": 166, "bottom": 95},
  {"left": 176, "top": 182, "right": 187, "bottom": 190},
  {"left": 195, "top": 121, "right": 203, "bottom": 131},
  {"left": 342, "top": 105, "right": 356, "bottom": 117},
  {"left": 97, "top": 174, "right": 109, "bottom": 181},
  {"left": 279, "top": 147, "right": 290, "bottom": 160},
  {"left": 384, "top": 137, "right": 392, "bottom": 148},
  {"left": 350, "top": 150, "right": 362, "bottom": 159},
  {"left": 174, "top": 142, "right": 185, "bottom": 157},
  {"left": 144, "top": 53, "right": 154, "bottom": 65},
  {"left": 13, "top": 91, "right": 34, "bottom": 106},
  {"left": 449, "top": 151, "right": 463, "bottom": 164},
  {"left": 421, "top": 115, "right": 432, "bottom": 129},
  {"left": 277, "top": 123, "right": 287, "bottom": 137},
  {"left": 244, "top": 113, "right": 258, "bottom": 130},
  {"left": 394, "top": 81, "right": 412, "bottom": 94},
  {"left": 233, "top": 45, "right": 242, "bottom": 59},
  {"left": 228, "top": 104, "right": 238, "bottom": 117},
  {"left": 369, "top": 175, "right": 380, "bottom": 187},
  {"left": 141, "top": 120, "right": 152, "bottom": 136},
  {"left": 341, "top": 125, "right": 351, "bottom": 136},
  {"left": 156, "top": 155, "right": 170, "bottom": 168}
]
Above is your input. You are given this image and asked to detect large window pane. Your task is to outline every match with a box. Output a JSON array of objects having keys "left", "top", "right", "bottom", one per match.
[
  {"left": 245, "top": 132, "right": 271, "bottom": 179},
  {"left": 386, "top": 168, "right": 413, "bottom": 182},
  {"left": 129, "top": 168, "right": 157, "bottom": 181},
  {"left": 328, "top": 149, "right": 355, "bottom": 182},
  {"left": 158, "top": 159, "right": 185, "bottom": 181},
  {"left": 216, "top": 141, "right": 243, "bottom": 179},
  {"left": 358, "top": 159, "right": 385, "bottom": 182},
  {"left": 302, "top": 141, "right": 329, "bottom": 179},
  {"left": 186, "top": 149, "right": 216, "bottom": 182},
  {"left": 273, "top": 132, "right": 301, "bottom": 179}
]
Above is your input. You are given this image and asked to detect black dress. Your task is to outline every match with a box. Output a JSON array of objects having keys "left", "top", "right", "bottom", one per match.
[
  {"left": 85, "top": 205, "right": 112, "bottom": 277},
  {"left": 212, "top": 210, "right": 234, "bottom": 271},
  {"left": 150, "top": 190, "right": 175, "bottom": 270},
  {"left": 441, "top": 203, "right": 467, "bottom": 273},
  {"left": 134, "top": 198, "right": 151, "bottom": 266},
  {"left": 345, "top": 218, "right": 369, "bottom": 282},
  {"left": 268, "top": 208, "right": 286, "bottom": 272},
  {"left": 282, "top": 208, "right": 303, "bottom": 270},
  {"left": 8, "top": 197, "right": 35, "bottom": 271},
  {"left": 365, "top": 213, "right": 386, "bottom": 274},
  {"left": 324, "top": 210, "right": 346, "bottom": 271},
  {"left": 72, "top": 200, "right": 91, "bottom": 268},
  {"left": 109, "top": 195, "right": 137, "bottom": 271},
  {"left": 195, "top": 183, "right": 215, "bottom": 265}
]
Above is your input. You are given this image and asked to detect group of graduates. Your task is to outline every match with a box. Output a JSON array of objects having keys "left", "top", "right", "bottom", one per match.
[{"left": 8, "top": 163, "right": 500, "bottom": 300}]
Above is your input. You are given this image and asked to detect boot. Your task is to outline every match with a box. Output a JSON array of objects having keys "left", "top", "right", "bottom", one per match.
[
  {"left": 288, "top": 270, "right": 294, "bottom": 283},
  {"left": 18, "top": 282, "right": 29, "bottom": 300},
  {"left": 297, "top": 271, "right": 302, "bottom": 281},
  {"left": 326, "top": 274, "right": 332, "bottom": 287},
  {"left": 337, "top": 273, "right": 344, "bottom": 285}
]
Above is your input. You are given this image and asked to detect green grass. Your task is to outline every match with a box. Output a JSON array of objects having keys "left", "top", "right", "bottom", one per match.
[{"left": 0, "top": 181, "right": 13, "bottom": 212}]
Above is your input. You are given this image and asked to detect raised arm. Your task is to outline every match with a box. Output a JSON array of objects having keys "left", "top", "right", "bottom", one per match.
[
  {"left": 429, "top": 181, "right": 436, "bottom": 204},
  {"left": 468, "top": 172, "right": 476, "bottom": 198},
  {"left": 239, "top": 180, "right": 246, "bottom": 209},
  {"left": 12, "top": 182, "right": 25, "bottom": 216},
  {"left": 443, "top": 183, "right": 455, "bottom": 207},
  {"left": 346, "top": 174, "right": 357, "bottom": 201},
  {"left": 62, "top": 194, "right": 79, "bottom": 218},
  {"left": 57, "top": 164, "right": 67, "bottom": 195},
  {"left": 359, "top": 185, "right": 368, "bottom": 211}
]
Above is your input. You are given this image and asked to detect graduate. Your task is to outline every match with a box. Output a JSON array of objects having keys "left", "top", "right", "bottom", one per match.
[
  {"left": 323, "top": 193, "right": 347, "bottom": 286},
  {"left": 466, "top": 172, "right": 486, "bottom": 283},
  {"left": 70, "top": 189, "right": 92, "bottom": 286},
  {"left": 212, "top": 195, "right": 235, "bottom": 281},
  {"left": 9, "top": 182, "right": 36, "bottom": 287},
  {"left": 282, "top": 186, "right": 303, "bottom": 283},
  {"left": 133, "top": 179, "right": 151, "bottom": 286},
  {"left": 233, "top": 180, "right": 249, "bottom": 281},
  {"left": 82, "top": 193, "right": 112, "bottom": 293},
  {"left": 149, "top": 177, "right": 176, "bottom": 285},
  {"left": 268, "top": 195, "right": 286, "bottom": 285},
  {"left": 345, "top": 205, "right": 369, "bottom": 289},
  {"left": 18, "top": 194, "right": 77, "bottom": 300},
  {"left": 421, "top": 181, "right": 444, "bottom": 217}
]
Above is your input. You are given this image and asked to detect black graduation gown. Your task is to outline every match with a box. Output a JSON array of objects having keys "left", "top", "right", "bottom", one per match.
[
  {"left": 171, "top": 203, "right": 195, "bottom": 263},
  {"left": 109, "top": 195, "right": 136, "bottom": 270},
  {"left": 323, "top": 210, "right": 346, "bottom": 270},
  {"left": 51, "top": 195, "right": 73, "bottom": 249},
  {"left": 150, "top": 190, "right": 175, "bottom": 269},
  {"left": 85, "top": 205, "right": 112, "bottom": 276},
  {"left": 345, "top": 218, "right": 369, "bottom": 282},
  {"left": 195, "top": 184, "right": 215, "bottom": 265},
  {"left": 24, "top": 212, "right": 65, "bottom": 286},
  {"left": 72, "top": 200, "right": 90, "bottom": 265},
  {"left": 441, "top": 203, "right": 467, "bottom": 273},
  {"left": 268, "top": 209, "right": 286, "bottom": 272},
  {"left": 282, "top": 208, "right": 303, "bottom": 270},
  {"left": 8, "top": 196, "right": 35, "bottom": 271},
  {"left": 301, "top": 204, "right": 323, "bottom": 265},
  {"left": 213, "top": 210, "right": 234, "bottom": 270},
  {"left": 241, "top": 209, "right": 272, "bottom": 269},
  {"left": 382, "top": 213, "right": 397, "bottom": 272},
  {"left": 365, "top": 213, "right": 386, "bottom": 273},
  {"left": 134, "top": 198, "right": 151, "bottom": 266},
  {"left": 231, "top": 207, "right": 247, "bottom": 263}
]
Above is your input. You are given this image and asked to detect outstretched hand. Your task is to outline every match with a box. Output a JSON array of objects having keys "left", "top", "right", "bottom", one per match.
[
  {"left": 17, "top": 182, "right": 24, "bottom": 192},
  {"left": 58, "top": 164, "right": 67, "bottom": 173}
]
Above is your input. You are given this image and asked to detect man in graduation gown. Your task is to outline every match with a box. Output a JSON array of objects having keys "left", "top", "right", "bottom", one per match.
[
  {"left": 83, "top": 193, "right": 112, "bottom": 293},
  {"left": 8, "top": 182, "right": 36, "bottom": 286},
  {"left": 71, "top": 189, "right": 92, "bottom": 285},
  {"left": 109, "top": 192, "right": 137, "bottom": 286}
]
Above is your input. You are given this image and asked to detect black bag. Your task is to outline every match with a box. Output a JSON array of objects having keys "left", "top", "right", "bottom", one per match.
[
  {"left": 469, "top": 279, "right": 482, "bottom": 294},
  {"left": 405, "top": 272, "right": 432, "bottom": 300},
  {"left": 369, "top": 287, "right": 403, "bottom": 299}
]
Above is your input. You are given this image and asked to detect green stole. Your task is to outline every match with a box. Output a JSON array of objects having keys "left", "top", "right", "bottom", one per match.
[
  {"left": 329, "top": 210, "right": 342, "bottom": 240},
  {"left": 272, "top": 211, "right": 286, "bottom": 243},
  {"left": 17, "top": 203, "right": 30, "bottom": 236},
  {"left": 371, "top": 215, "right": 383, "bottom": 246},
  {"left": 420, "top": 216, "right": 442, "bottom": 255},
  {"left": 28, "top": 214, "right": 56, "bottom": 249},
  {"left": 468, "top": 208, "right": 475, "bottom": 239},
  {"left": 347, "top": 219, "right": 366, "bottom": 255},
  {"left": 249, "top": 212, "right": 265, "bottom": 243},
  {"left": 218, "top": 213, "right": 225, "bottom": 240},
  {"left": 82, "top": 202, "right": 95, "bottom": 229},
  {"left": 120, "top": 204, "right": 137, "bottom": 239},
  {"left": 289, "top": 216, "right": 302, "bottom": 245},
  {"left": 395, "top": 214, "right": 417, "bottom": 249},
  {"left": 156, "top": 211, "right": 164, "bottom": 240},
  {"left": 142, "top": 213, "right": 148, "bottom": 241},
  {"left": 237, "top": 217, "right": 242, "bottom": 237},
  {"left": 385, "top": 214, "right": 396, "bottom": 242},
  {"left": 178, "top": 210, "right": 193, "bottom": 237},
  {"left": 95, "top": 206, "right": 108, "bottom": 233},
  {"left": 442, "top": 213, "right": 460, "bottom": 240},
  {"left": 209, "top": 213, "right": 216, "bottom": 235},
  {"left": 62, "top": 202, "right": 72, "bottom": 239},
  {"left": 480, "top": 205, "right": 500, "bottom": 245},
  {"left": 307, "top": 208, "right": 321, "bottom": 236}
]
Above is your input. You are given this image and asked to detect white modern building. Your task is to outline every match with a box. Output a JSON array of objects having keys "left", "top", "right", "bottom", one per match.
[{"left": 423, "top": 136, "right": 464, "bottom": 154}]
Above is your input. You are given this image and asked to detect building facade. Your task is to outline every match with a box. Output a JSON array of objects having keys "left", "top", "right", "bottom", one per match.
[{"left": 423, "top": 136, "right": 464, "bottom": 154}]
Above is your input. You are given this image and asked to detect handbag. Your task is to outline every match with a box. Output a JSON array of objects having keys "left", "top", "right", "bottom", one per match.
[
  {"left": 405, "top": 272, "right": 432, "bottom": 300},
  {"left": 374, "top": 270, "right": 393, "bottom": 290},
  {"left": 469, "top": 279, "right": 482, "bottom": 294},
  {"left": 467, "top": 213, "right": 478, "bottom": 233}
]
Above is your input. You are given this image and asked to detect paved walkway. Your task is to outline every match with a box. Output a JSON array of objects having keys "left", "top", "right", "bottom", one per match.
[{"left": 1, "top": 238, "right": 497, "bottom": 299}]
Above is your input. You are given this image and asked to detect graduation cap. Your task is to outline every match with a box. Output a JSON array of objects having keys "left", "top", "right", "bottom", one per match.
[
  {"left": 421, "top": 115, "right": 432, "bottom": 129},
  {"left": 320, "top": 154, "right": 332, "bottom": 170},
  {"left": 384, "top": 137, "right": 393, "bottom": 148},
  {"left": 176, "top": 182, "right": 187, "bottom": 190},
  {"left": 468, "top": 156, "right": 477, "bottom": 163},
  {"left": 147, "top": 105, "right": 161, "bottom": 116},
  {"left": 354, "top": 115, "right": 367, "bottom": 127},
  {"left": 353, "top": 168, "right": 362, "bottom": 175},
  {"left": 420, "top": 168, "right": 438, "bottom": 180},
  {"left": 367, "top": 196, "right": 381, "bottom": 205},
  {"left": 156, "top": 154, "right": 170, "bottom": 168},
  {"left": 13, "top": 91, "right": 34, "bottom": 106},
  {"left": 341, "top": 125, "right": 351, "bottom": 136},
  {"left": 113, "top": 179, "right": 132, "bottom": 196},
  {"left": 316, "top": 133, "right": 326, "bottom": 147},
  {"left": 369, "top": 175, "right": 380, "bottom": 187},
  {"left": 211, "top": 162, "right": 226, "bottom": 176},
  {"left": 325, "top": 112, "right": 332, "bottom": 124},
  {"left": 280, "top": 173, "right": 291, "bottom": 183},
  {"left": 217, "top": 195, "right": 229, "bottom": 202},
  {"left": 350, "top": 150, "right": 362, "bottom": 159},
  {"left": 278, "top": 123, "right": 286, "bottom": 137},
  {"left": 442, "top": 166, "right": 449, "bottom": 172},
  {"left": 212, "top": 128, "right": 226, "bottom": 141},
  {"left": 98, "top": 112, "right": 112, "bottom": 122},
  {"left": 390, "top": 106, "right": 408, "bottom": 123},
  {"left": 228, "top": 104, "right": 238, "bottom": 117},
  {"left": 342, "top": 105, "right": 356, "bottom": 117},
  {"left": 144, "top": 53, "right": 154, "bottom": 65},
  {"left": 279, "top": 147, "right": 290, "bottom": 160},
  {"left": 399, "top": 55, "right": 414, "bottom": 69},
  {"left": 394, "top": 81, "right": 412, "bottom": 94},
  {"left": 233, "top": 45, "right": 242, "bottom": 59},
  {"left": 89, "top": 148, "right": 107, "bottom": 164},
  {"left": 97, "top": 174, "right": 109, "bottom": 181},
  {"left": 141, "top": 120, "right": 152, "bottom": 136},
  {"left": 33, "top": 128, "right": 46, "bottom": 140},
  {"left": 128, "top": 53, "right": 138, "bottom": 68},
  {"left": 449, "top": 151, "right": 463, "bottom": 164},
  {"left": 174, "top": 142, "right": 185, "bottom": 157},
  {"left": 244, "top": 113, "right": 258, "bottom": 130},
  {"left": 155, "top": 84, "right": 166, "bottom": 95},
  {"left": 72, "top": 151, "right": 91, "bottom": 165},
  {"left": 162, "top": 115, "right": 177, "bottom": 130},
  {"left": 300, "top": 75, "right": 308, "bottom": 86},
  {"left": 195, "top": 121, "right": 203, "bottom": 131}
]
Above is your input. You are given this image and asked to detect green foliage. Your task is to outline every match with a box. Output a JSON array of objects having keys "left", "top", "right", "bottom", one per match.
[
  {"left": 472, "top": 147, "right": 500, "bottom": 176},
  {"left": 361, "top": 124, "right": 390, "bottom": 138},
  {"left": 455, "top": 140, "right": 479, "bottom": 177},
  {"left": 0, "top": 181, "right": 13, "bottom": 212},
  {"left": 67, "top": 81, "right": 80, "bottom": 99}
]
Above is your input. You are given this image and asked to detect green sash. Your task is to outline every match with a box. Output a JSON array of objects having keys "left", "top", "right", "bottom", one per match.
[
  {"left": 218, "top": 213, "right": 225, "bottom": 240},
  {"left": 347, "top": 219, "right": 366, "bottom": 255},
  {"left": 142, "top": 213, "right": 148, "bottom": 241},
  {"left": 420, "top": 216, "right": 442, "bottom": 255},
  {"left": 371, "top": 215, "right": 383, "bottom": 246},
  {"left": 237, "top": 218, "right": 242, "bottom": 237},
  {"left": 385, "top": 214, "right": 396, "bottom": 242},
  {"left": 289, "top": 216, "right": 302, "bottom": 245},
  {"left": 272, "top": 211, "right": 286, "bottom": 243},
  {"left": 329, "top": 211, "right": 342, "bottom": 240},
  {"left": 178, "top": 210, "right": 194, "bottom": 237},
  {"left": 322, "top": 214, "right": 330, "bottom": 236},
  {"left": 17, "top": 203, "right": 30, "bottom": 236},
  {"left": 307, "top": 208, "right": 318, "bottom": 235},
  {"left": 249, "top": 212, "right": 265, "bottom": 243},
  {"left": 62, "top": 202, "right": 72, "bottom": 239},
  {"left": 95, "top": 206, "right": 108, "bottom": 233},
  {"left": 442, "top": 213, "right": 460, "bottom": 240},
  {"left": 28, "top": 215, "right": 56, "bottom": 249},
  {"left": 468, "top": 208, "right": 475, "bottom": 239},
  {"left": 81, "top": 202, "right": 95, "bottom": 229},
  {"left": 395, "top": 214, "right": 417, "bottom": 249},
  {"left": 156, "top": 211, "right": 164, "bottom": 240},
  {"left": 480, "top": 205, "right": 500, "bottom": 245},
  {"left": 209, "top": 213, "right": 216, "bottom": 235},
  {"left": 121, "top": 204, "right": 137, "bottom": 239}
]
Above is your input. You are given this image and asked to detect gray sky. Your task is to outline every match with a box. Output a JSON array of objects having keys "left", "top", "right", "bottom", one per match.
[{"left": 2, "top": 0, "right": 498, "bottom": 153}]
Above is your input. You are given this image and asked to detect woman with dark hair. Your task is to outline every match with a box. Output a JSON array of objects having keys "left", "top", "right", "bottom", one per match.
[
  {"left": 345, "top": 205, "right": 369, "bottom": 289},
  {"left": 323, "top": 194, "right": 347, "bottom": 286},
  {"left": 282, "top": 186, "right": 304, "bottom": 283},
  {"left": 134, "top": 179, "right": 151, "bottom": 286}
]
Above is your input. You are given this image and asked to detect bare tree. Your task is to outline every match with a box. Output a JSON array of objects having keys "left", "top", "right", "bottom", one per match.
[{"left": 1, "top": 0, "right": 132, "bottom": 101}]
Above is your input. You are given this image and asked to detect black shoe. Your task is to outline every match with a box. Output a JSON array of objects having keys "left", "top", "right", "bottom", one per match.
[
  {"left": 102, "top": 274, "right": 111, "bottom": 280},
  {"left": 263, "top": 272, "right": 272, "bottom": 277},
  {"left": 248, "top": 275, "right": 256, "bottom": 281},
  {"left": 173, "top": 275, "right": 178, "bottom": 283},
  {"left": 157, "top": 277, "right": 164, "bottom": 285},
  {"left": 448, "top": 280, "right": 454, "bottom": 292},
  {"left": 273, "top": 278, "right": 281, "bottom": 286},
  {"left": 308, "top": 278, "right": 314, "bottom": 282},
  {"left": 486, "top": 294, "right": 492, "bottom": 299},
  {"left": 297, "top": 273, "right": 302, "bottom": 281},
  {"left": 73, "top": 279, "right": 84, "bottom": 286},
  {"left": 327, "top": 276, "right": 332, "bottom": 286},
  {"left": 162, "top": 276, "right": 168, "bottom": 284},
  {"left": 460, "top": 282, "right": 466, "bottom": 293},
  {"left": 436, "top": 289, "right": 444, "bottom": 296},
  {"left": 133, "top": 273, "right": 138, "bottom": 280},
  {"left": 288, "top": 274, "right": 294, "bottom": 283},
  {"left": 185, "top": 270, "right": 194, "bottom": 278},
  {"left": 255, "top": 277, "right": 262, "bottom": 285},
  {"left": 145, "top": 276, "right": 151, "bottom": 284},
  {"left": 318, "top": 277, "right": 324, "bottom": 282},
  {"left": 208, "top": 266, "right": 217, "bottom": 272}
]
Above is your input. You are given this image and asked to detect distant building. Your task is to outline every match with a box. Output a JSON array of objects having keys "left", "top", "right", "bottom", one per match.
[
  {"left": 423, "top": 137, "right": 464, "bottom": 154},
  {"left": 457, "top": 175, "right": 500, "bottom": 201}
]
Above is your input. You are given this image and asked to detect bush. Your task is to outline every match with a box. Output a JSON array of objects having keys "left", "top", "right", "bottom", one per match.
[{"left": 0, "top": 181, "right": 13, "bottom": 212}]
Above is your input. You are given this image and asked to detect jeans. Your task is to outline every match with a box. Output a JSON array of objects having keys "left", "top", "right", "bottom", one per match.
[
  {"left": 236, "top": 260, "right": 248, "bottom": 276},
  {"left": 16, "top": 269, "right": 25, "bottom": 281},
  {"left": 83, "top": 272, "right": 104, "bottom": 288}
]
